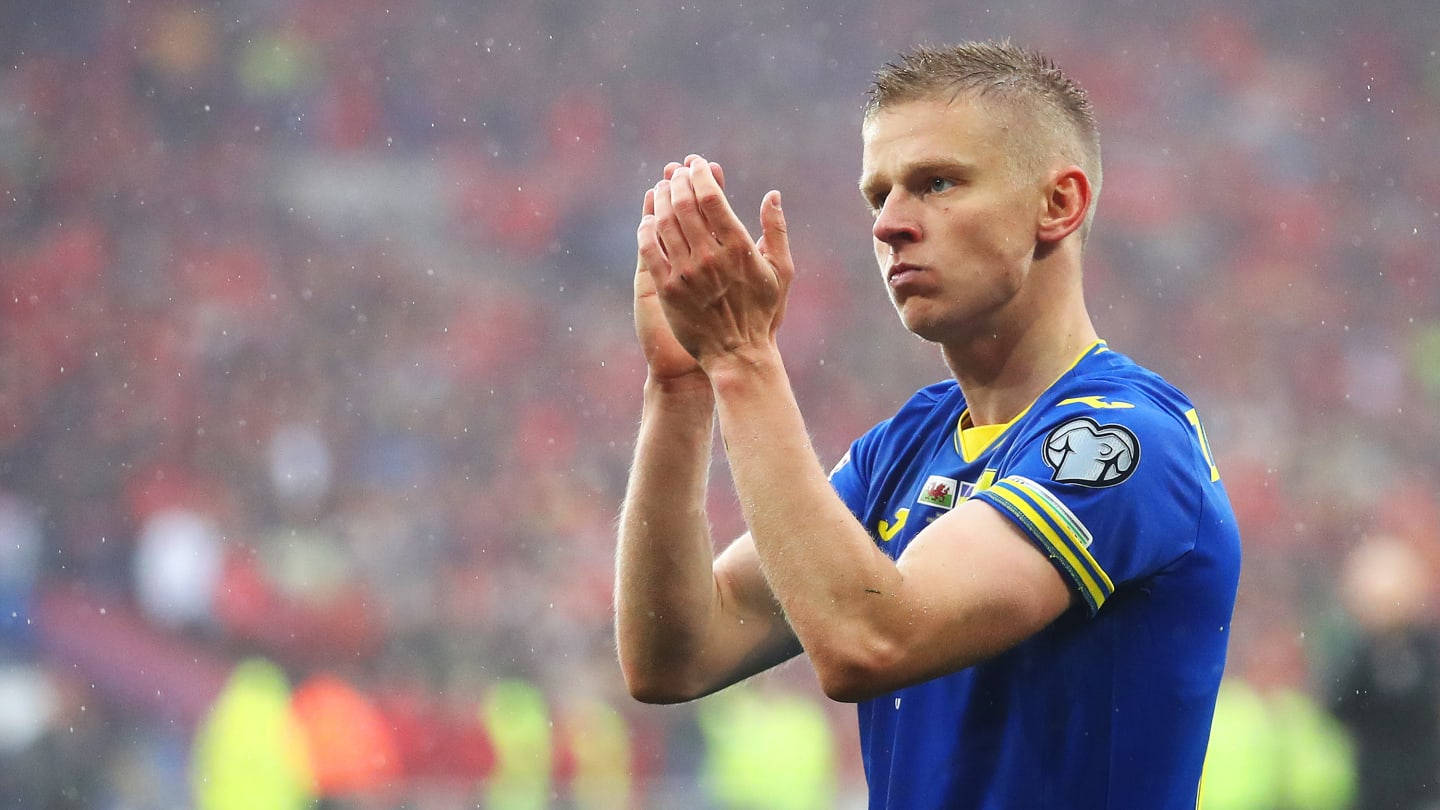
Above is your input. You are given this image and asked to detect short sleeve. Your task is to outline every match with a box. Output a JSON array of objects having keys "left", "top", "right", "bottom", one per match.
[
  {"left": 826, "top": 381, "right": 960, "bottom": 533},
  {"left": 973, "top": 402, "right": 1205, "bottom": 616},
  {"left": 828, "top": 431, "right": 874, "bottom": 522}
]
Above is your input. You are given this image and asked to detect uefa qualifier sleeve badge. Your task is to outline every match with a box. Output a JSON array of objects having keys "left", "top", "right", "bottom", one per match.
[{"left": 1043, "top": 417, "right": 1139, "bottom": 487}]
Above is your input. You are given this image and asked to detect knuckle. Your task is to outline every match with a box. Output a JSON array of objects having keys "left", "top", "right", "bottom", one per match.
[{"left": 661, "top": 273, "right": 691, "bottom": 296}]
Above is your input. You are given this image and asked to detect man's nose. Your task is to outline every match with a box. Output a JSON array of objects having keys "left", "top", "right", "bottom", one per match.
[{"left": 872, "top": 194, "right": 922, "bottom": 247}]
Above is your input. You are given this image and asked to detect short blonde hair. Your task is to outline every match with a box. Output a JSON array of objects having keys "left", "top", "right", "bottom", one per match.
[{"left": 866, "top": 41, "right": 1103, "bottom": 239}]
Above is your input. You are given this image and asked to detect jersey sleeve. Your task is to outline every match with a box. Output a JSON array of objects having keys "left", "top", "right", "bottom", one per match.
[
  {"left": 827, "top": 422, "right": 881, "bottom": 521},
  {"left": 828, "top": 381, "right": 959, "bottom": 529},
  {"left": 972, "top": 398, "right": 1206, "bottom": 616}
]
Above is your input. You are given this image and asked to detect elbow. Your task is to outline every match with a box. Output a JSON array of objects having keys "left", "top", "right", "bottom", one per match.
[
  {"left": 816, "top": 664, "right": 893, "bottom": 704},
  {"left": 617, "top": 653, "right": 706, "bottom": 705},
  {"left": 817, "top": 672, "right": 879, "bottom": 704},
  {"left": 622, "top": 670, "right": 702, "bottom": 705},
  {"left": 626, "top": 684, "right": 693, "bottom": 705},
  {"left": 615, "top": 621, "right": 710, "bottom": 704},
  {"left": 810, "top": 630, "right": 905, "bottom": 704}
]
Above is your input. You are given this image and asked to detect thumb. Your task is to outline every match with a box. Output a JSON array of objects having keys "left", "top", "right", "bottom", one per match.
[{"left": 756, "top": 190, "right": 791, "bottom": 278}]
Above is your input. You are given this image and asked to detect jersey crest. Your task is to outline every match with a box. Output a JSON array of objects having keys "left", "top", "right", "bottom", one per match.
[{"left": 1043, "top": 416, "right": 1140, "bottom": 487}]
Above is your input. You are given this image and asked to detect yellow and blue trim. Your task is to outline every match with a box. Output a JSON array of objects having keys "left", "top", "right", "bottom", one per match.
[
  {"left": 977, "top": 474, "right": 1115, "bottom": 615},
  {"left": 953, "top": 340, "right": 1109, "bottom": 462}
]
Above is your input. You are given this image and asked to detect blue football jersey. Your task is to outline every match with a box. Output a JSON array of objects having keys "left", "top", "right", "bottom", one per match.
[{"left": 828, "top": 341, "right": 1241, "bottom": 810}]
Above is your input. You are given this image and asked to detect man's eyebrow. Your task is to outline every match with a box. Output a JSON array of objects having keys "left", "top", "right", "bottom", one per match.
[
  {"left": 905, "top": 157, "right": 976, "bottom": 177},
  {"left": 859, "top": 158, "right": 976, "bottom": 200}
]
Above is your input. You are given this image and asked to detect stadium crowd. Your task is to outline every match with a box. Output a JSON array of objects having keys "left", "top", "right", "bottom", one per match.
[{"left": 0, "top": 0, "right": 1437, "bottom": 807}]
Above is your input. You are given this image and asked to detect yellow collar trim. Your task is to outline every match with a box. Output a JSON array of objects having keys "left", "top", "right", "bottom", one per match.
[{"left": 953, "top": 340, "right": 1108, "bottom": 463}]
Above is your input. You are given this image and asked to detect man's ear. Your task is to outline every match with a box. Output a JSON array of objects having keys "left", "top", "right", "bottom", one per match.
[{"left": 1036, "top": 166, "right": 1091, "bottom": 244}]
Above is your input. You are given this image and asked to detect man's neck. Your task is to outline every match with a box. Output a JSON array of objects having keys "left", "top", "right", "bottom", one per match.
[{"left": 940, "top": 301, "right": 1099, "bottom": 427}]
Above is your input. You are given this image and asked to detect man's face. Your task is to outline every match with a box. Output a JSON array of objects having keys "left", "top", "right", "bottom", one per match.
[{"left": 859, "top": 95, "right": 1045, "bottom": 344}]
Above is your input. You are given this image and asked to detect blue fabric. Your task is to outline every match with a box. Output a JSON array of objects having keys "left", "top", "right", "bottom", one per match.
[{"left": 828, "top": 343, "right": 1241, "bottom": 809}]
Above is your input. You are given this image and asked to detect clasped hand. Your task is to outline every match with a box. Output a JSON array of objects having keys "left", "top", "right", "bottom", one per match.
[{"left": 635, "top": 155, "right": 794, "bottom": 376}]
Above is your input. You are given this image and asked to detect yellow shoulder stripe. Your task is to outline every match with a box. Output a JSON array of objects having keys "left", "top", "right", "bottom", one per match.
[{"left": 1058, "top": 395, "right": 1134, "bottom": 409}]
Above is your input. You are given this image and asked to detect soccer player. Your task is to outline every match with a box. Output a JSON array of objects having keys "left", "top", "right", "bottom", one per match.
[{"left": 615, "top": 41, "right": 1241, "bottom": 809}]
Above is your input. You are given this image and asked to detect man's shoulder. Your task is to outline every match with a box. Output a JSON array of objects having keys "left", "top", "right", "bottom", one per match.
[
  {"left": 833, "top": 380, "right": 963, "bottom": 491},
  {"left": 1048, "top": 346, "right": 1198, "bottom": 430},
  {"left": 910, "top": 378, "right": 963, "bottom": 405},
  {"left": 845, "top": 379, "right": 959, "bottom": 451},
  {"left": 882, "top": 378, "right": 964, "bottom": 425},
  {"left": 995, "top": 347, "right": 1214, "bottom": 492}
]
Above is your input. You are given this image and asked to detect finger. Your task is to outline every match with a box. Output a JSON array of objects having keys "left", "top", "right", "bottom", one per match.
[
  {"left": 663, "top": 161, "right": 683, "bottom": 181},
  {"left": 638, "top": 188, "right": 663, "bottom": 265},
  {"left": 756, "top": 190, "right": 793, "bottom": 283},
  {"left": 652, "top": 178, "right": 691, "bottom": 262},
  {"left": 668, "top": 166, "right": 717, "bottom": 255},
  {"left": 683, "top": 155, "right": 727, "bottom": 187},
  {"left": 636, "top": 211, "right": 671, "bottom": 285},
  {"left": 688, "top": 157, "right": 743, "bottom": 240}
]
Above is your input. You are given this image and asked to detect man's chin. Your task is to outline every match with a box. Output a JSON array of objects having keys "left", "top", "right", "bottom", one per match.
[
  {"left": 897, "top": 305, "right": 982, "bottom": 347},
  {"left": 896, "top": 309, "right": 953, "bottom": 344},
  {"left": 894, "top": 291, "right": 1005, "bottom": 346}
]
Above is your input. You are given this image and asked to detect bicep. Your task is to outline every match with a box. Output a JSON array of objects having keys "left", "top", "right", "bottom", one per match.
[
  {"left": 889, "top": 498, "right": 1075, "bottom": 679},
  {"left": 690, "top": 532, "right": 801, "bottom": 697}
]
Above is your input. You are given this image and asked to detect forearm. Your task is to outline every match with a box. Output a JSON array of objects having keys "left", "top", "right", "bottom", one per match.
[
  {"left": 614, "top": 376, "right": 721, "bottom": 694},
  {"left": 707, "top": 348, "right": 905, "bottom": 686}
]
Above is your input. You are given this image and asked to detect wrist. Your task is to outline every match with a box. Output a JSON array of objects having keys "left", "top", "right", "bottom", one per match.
[
  {"left": 702, "top": 344, "right": 786, "bottom": 395},
  {"left": 644, "top": 371, "right": 715, "bottom": 405}
]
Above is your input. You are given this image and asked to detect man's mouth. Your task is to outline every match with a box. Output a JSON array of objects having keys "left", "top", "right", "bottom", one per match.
[{"left": 887, "top": 262, "right": 925, "bottom": 286}]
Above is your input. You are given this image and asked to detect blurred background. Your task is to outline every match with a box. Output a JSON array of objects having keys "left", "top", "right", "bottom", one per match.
[{"left": 0, "top": 0, "right": 1437, "bottom": 808}]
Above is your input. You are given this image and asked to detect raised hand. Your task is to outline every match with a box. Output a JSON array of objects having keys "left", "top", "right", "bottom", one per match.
[
  {"left": 633, "top": 157, "right": 726, "bottom": 387},
  {"left": 637, "top": 155, "right": 794, "bottom": 374}
]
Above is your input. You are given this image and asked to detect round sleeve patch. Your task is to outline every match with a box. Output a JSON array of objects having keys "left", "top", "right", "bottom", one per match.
[{"left": 1043, "top": 416, "right": 1140, "bottom": 487}]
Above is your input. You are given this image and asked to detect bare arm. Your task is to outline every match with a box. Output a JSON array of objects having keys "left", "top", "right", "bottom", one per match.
[
  {"left": 614, "top": 163, "right": 799, "bottom": 704},
  {"left": 614, "top": 378, "right": 799, "bottom": 703},
  {"left": 708, "top": 351, "right": 1072, "bottom": 701},
  {"left": 647, "top": 157, "right": 1073, "bottom": 702}
]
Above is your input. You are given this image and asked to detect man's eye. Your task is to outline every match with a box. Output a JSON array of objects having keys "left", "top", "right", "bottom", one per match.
[{"left": 928, "top": 177, "right": 956, "bottom": 193}]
